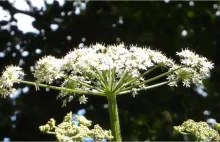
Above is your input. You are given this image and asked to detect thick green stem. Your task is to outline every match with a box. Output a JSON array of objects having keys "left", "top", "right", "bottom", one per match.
[{"left": 107, "top": 94, "right": 122, "bottom": 142}]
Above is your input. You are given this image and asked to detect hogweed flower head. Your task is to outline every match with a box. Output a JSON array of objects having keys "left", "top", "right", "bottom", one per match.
[
  {"left": 0, "top": 44, "right": 214, "bottom": 105},
  {"left": 0, "top": 44, "right": 214, "bottom": 142},
  {"left": 168, "top": 49, "right": 214, "bottom": 87},
  {"left": 177, "top": 49, "right": 214, "bottom": 74},
  {"left": 33, "top": 56, "right": 63, "bottom": 84},
  {"left": 55, "top": 43, "right": 179, "bottom": 103},
  {"left": 0, "top": 65, "right": 24, "bottom": 98}
]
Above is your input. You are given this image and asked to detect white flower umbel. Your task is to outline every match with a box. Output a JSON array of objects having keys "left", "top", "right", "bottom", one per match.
[
  {"left": 0, "top": 43, "right": 214, "bottom": 142},
  {"left": 177, "top": 49, "right": 214, "bottom": 75},
  {"left": 60, "top": 44, "right": 178, "bottom": 98},
  {"left": 33, "top": 56, "right": 63, "bottom": 84},
  {"left": 167, "top": 49, "right": 214, "bottom": 87},
  {"left": 0, "top": 65, "right": 24, "bottom": 98}
]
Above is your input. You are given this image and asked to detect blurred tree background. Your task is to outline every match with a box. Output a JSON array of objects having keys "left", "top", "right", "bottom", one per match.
[{"left": 0, "top": 0, "right": 220, "bottom": 141}]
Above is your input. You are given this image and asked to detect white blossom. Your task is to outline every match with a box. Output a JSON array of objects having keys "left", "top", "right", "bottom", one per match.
[
  {"left": 131, "top": 88, "right": 138, "bottom": 97},
  {"left": 167, "top": 55, "right": 213, "bottom": 88},
  {"left": 0, "top": 65, "right": 24, "bottom": 97},
  {"left": 33, "top": 56, "right": 63, "bottom": 84},
  {"left": 58, "top": 44, "right": 214, "bottom": 100},
  {"left": 0, "top": 43, "right": 214, "bottom": 102},
  {"left": 169, "top": 49, "right": 214, "bottom": 87},
  {"left": 177, "top": 49, "right": 214, "bottom": 75},
  {"left": 61, "top": 44, "right": 175, "bottom": 91}
]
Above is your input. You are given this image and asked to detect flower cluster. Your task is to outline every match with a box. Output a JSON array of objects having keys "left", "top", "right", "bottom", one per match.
[
  {"left": 56, "top": 44, "right": 175, "bottom": 99},
  {"left": 33, "top": 56, "right": 63, "bottom": 84},
  {"left": 167, "top": 49, "right": 214, "bottom": 87},
  {"left": 177, "top": 49, "right": 214, "bottom": 75},
  {"left": 174, "top": 119, "right": 220, "bottom": 141},
  {"left": 39, "top": 112, "right": 113, "bottom": 142},
  {"left": 0, "top": 65, "right": 24, "bottom": 98},
  {"left": 0, "top": 44, "right": 214, "bottom": 102},
  {"left": 62, "top": 44, "right": 174, "bottom": 77}
]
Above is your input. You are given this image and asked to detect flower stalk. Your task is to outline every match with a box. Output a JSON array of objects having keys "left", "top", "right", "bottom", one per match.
[
  {"left": 14, "top": 79, "right": 105, "bottom": 96},
  {"left": 107, "top": 94, "right": 122, "bottom": 142},
  {"left": 119, "top": 80, "right": 170, "bottom": 95}
]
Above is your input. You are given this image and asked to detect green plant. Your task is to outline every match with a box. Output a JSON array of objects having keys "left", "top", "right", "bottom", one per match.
[{"left": 0, "top": 43, "right": 214, "bottom": 141}]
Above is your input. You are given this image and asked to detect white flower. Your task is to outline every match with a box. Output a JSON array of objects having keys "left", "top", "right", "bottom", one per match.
[
  {"left": 131, "top": 88, "right": 138, "bottom": 97},
  {"left": 167, "top": 74, "right": 178, "bottom": 87},
  {"left": 33, "top": 56, "right": 63, "bottom": 84},
  {"left": 166, "top": 49, "right": 214, "bottom": 88},
  {"left": 62, "top": 44, "right": 175, "bottom": 87},
  {"left": 92, "top": 43, "right": 106, "bottom": 52},
  {"left": 1, "top": 43, "right": 214, "bottom": 102},
  {"left": 0, "top": 65, "right": 24, "bottom": 97},
  {"left": 177, "top": 49, "right": 214, "bottom": 75},
  {"left": 58, "top": 44, "right": 214, "bottom": 101},
  {"left": 182, "top": 78, "right": 190, "bottom": 87},
  {"left": 78, "top": 95, "right": 88, "bottom": 104}
]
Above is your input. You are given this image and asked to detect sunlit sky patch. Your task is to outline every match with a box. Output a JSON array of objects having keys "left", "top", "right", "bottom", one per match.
[
  {"left": 0, "top": 0, "right": 65, "bottom": 34},
  {"left": 14, "top": 13, "right": 40, "bottom": 34},
  {"left": 0, "top": 6, "right": 11, "bottom": 21}
]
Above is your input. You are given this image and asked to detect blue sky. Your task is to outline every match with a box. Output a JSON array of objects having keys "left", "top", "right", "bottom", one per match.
[{"left": 0, "top": 0, "right": 65, "bottom": 34}]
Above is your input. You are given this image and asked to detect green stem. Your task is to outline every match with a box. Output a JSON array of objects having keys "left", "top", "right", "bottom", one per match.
[
  {"left": 118, "top": 65, "right": 160, "bottom": 90},
  {"left": 107, "top": 94, "right": 122, "bottom": 142},
  {"left": 62, "top": 75, "right": 103, "bottom": 92},
  {"left": 110, "top": 68, "right": 116, "bottom": 91},
  {"left": 102, "top": 71, "right": 110, "bottom": 91},
  {"left": 118, "top": 81, "right": 170, "bottom": 95},
  {"left": 93, "top": 68, "right": 108, "bottom": 90},
  {"left": 120, "top": 66, "right": 184, "bottom": 92},
  {"left": 14, "top": 79, "right": 105, "bottom": 96},
  {"left": 112, "top": 71, "right": 130, "bottom": 93}
]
